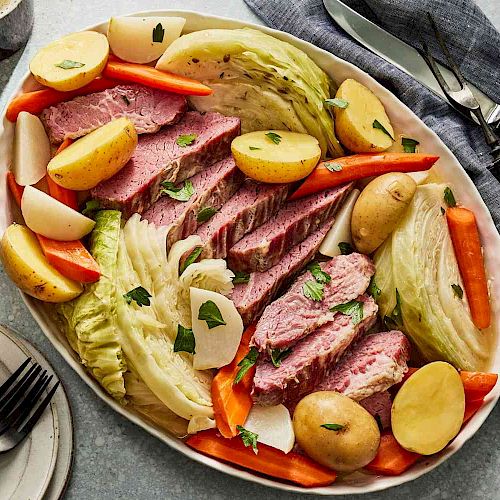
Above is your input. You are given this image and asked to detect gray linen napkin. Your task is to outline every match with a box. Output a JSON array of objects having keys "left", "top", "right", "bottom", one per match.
[{"left": 243, "top": 0, "right": 500, "bottom": 228}]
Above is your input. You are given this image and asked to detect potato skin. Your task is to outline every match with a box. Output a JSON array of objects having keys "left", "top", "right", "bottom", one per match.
[
  {"left": 334, "top": 79, "right": 394, "bottom": 153},
  {"left": 352, "top": 173, "right": 417, "bottom": 254},
  {"left": 293, "top": 391, "right": 380, "bottom": 472}
]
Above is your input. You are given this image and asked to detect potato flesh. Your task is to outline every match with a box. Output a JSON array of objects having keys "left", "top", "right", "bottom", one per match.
[
  {"left": 47, "top": 117, "right": 138, "bottom": 190},
  {"left": 231, "top": 130, "right": 321, "bottom": 183},
  {"left": 392, "top": 361, "right": 465, "bottom": 455},
  {"left": 29, "top": 31, "right": 109, "bottom": 91},
  {"left": 334, "top": 79, "right": 394, "bottom": 153},
  {"left": 0, "top": 224, "right": 82, "bottom": 302}
]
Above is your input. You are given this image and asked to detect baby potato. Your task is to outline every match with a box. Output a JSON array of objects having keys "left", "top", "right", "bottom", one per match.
[
  {"left": 0, "top": 224, "right": 82, "bottom": 302},
  {"left": 293, "top": 391, "right": 380, "bottom": 472},
  {"left": 334, "top": 79, "right": 394, "bottom": 153},
  {"left": 351, "top": 172, "right": 416, "bottom": 254},
  {"left": 30, "top": 31, "right": 109, "bottom": 92},
  {"left": 231, "top": 130, "right": 321, "bottom": 183},
  {"left": 47, "top": 117, "right": 138, "bottom": 190}
]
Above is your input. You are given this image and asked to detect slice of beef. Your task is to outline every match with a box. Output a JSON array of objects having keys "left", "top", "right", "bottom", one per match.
[
  {"left": 195, "top": 180, "right": 289, "bottom": 259},
  {"left": 41, "top": 84, "right": 187, "bottom": 143},
  {"left": 252, "top": 295, "right": 378, "bottom": 406},
  {"left": 142, "top": 157, "right": 245, "bottom": 246},
  {"left": 230, "top": 222, "right": 333, "bottom": 326},
  {"left": 228, "top": 184, "right": 352, "bottom": 273},
  {"left": 252, "top": 253, "right": 375, "bottom": 353},
  {"left": 359, "top": 391, "right": 392, "bottom": 430},
  {"left": 91, "top": 112, "right": 240, "bottom": 217},
  {"left": 316, "top": 330, "right": 410, "bottom": 401}
]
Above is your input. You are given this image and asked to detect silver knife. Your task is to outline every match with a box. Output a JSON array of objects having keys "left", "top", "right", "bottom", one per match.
[{"left": 323, "top": 0, "right": 500, "bottom": 125}]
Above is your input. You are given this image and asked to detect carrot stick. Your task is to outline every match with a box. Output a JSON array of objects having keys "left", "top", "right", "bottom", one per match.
[
  {"left": 187, "top": 429, "right": 337, "bottom": 487},
  {"left": 6, "top": 77, "right": 120, "bottom": 122},
  {"left": 6, "top": 172, "right": 24, "bottom": 206},
  {"left": 289, "top": 153, "right": 439, "bottom": 200},
  {"left": 47, "top": 139, "right": 78, "bottom": 210},
  {"left": 446, "top": 207, "right": 490, "bottom": 329},
  {"left": 103, "top": 59, "right": 213, "bottom": 96},
  {"left": 212, "top": 324, "right": 256, "bottom": 438}
]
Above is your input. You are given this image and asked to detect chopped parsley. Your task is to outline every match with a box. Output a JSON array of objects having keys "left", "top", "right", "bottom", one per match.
[
  {"left": 160, "top": 179, "right": 195, "bottom": 202},
  {"left": 176, "top": 133, "right": 197, "bottom": 147},
  {"left": 303, "top": 280, "right": 324, "bottom": 301},
  {"left": 234, "top": 347, "right": 259, "bottom": 385},
  {"left": 270, "top": 347, "right": 293, "bottom": 368},
  {"left": 121, "top": 94, "right": 131, "bottom": 106},
  {"left": 197, "top": 206, "right": 217, "bottom": 223},
  {"left": 444, "top": 187, "right": 457, "bottom": 208},
  {"left": 384, "top": 289, "right": 403, "bottom": 329},
  {"left": 81, "top": 200, "right": 101, "bottom": 218},
  {"left": 249, "top": 146, "right": 261, "bottom": 151},
  {"left": 265, "top": 132, "right": 282, "bottom": 145},
  {"left": 325, "top": 162, "right": 343, "bottom": 172},
  {"left": 321, "top": 423, "right": 345, "bottom": 431},
  {"left": 198, "top": 300, "right": 226, "bottom": 329},
  {"left": 440, "top": 207, "right": 446, "bottom": 215},
  {"left": 324, "top": 98, "right": 349, "bottom": 109},
  {"left": 368, "top": 276, "right": 381, "bottom": 300},
  {"left": 179, "top": 246, "right": 203, "bottom": 274},
  {"left": 152, "top": 23, "right": 165, "bottom": 43},
  {"left": 373, "top": 119, "right": 394, "bottom": 140},
  {"left": 123, "top": 286, "right": 152, "bottom": 307},
  {"left": 402, "top": 137, "right": 419, "bottom": 153},
  {"left": 236, "top": 425, "right": 259, "bottom": 454},
  {"left": 338, "top": 242, "right": 354, "bottom": 255},
  {"left": 307, "top": 261, "right": 331, "bottom": 284},
  {"left": 330, "top": 299, "right": 364, "bottom": 325},
  {"left": 55, "top": 59, "right": 85, "bottom": 69},
  {"left": 451, "top": 284, "right": 464, "bottom": 299},
  {"left": 232, "top": 271, "right": 250, "bottom": 285},
  {"left": 173, "top": 325, "right": 195, "bottom": 354}
]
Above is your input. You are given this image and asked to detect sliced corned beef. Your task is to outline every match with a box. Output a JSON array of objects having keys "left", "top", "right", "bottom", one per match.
[
  {"left": 142, "top": 157, "right": 244, "bottom": 246},
  {"left": 230, "top": 222, "right": 333, "bottom": 326},
  {"left": 316, "top": 330, "right": 410, "bottom": 400},
  {"left": 359, "top": 391, "right": 392, "bottom": 430},
  {"left": 195, "top": 180, "right": 289, "bottom": 259},
  {"left": 252, "top": 253, "right": 375, "bottom": 353},
  {"left": 228, "top": 184, "right": 352, "bottom": 273},
  {"left": 41, "top": 84, "right": 187, "bottom": 143},
  {"left": 91, "top": 112, "right": 240, "bottom": 217},
  {"left": 252, "top": 295, "right": 378, "bottom": 406}
]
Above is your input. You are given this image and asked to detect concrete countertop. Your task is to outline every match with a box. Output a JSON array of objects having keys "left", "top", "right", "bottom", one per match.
[{"left": 0, "top": 1, "right": 498, "bottom": 498}]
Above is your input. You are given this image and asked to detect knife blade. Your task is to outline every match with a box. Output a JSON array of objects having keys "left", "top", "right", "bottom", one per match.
[{"left": 323, "top": 0, "right": 500, "bottom": 125}]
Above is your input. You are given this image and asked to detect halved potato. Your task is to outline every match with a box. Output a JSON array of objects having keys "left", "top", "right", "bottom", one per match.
[
  {"left": 392, "top": 361, "right": 465, "bottom": 455},
  {"left": 0, "top": 224, "right": 82, "bottom": 302},
  {"left": 108, "top": 16, "right": 185, "bottom": 64},
  {"left": 30, "top": 31, "right": 109, "bottom": 91},
  {"left": 231, "top": 130, "right": 321, "bottom": 183},
  {"left": 334, "top": 79, "right": 394, "bottom": 153},
  {"left": 47, "top": 117, "right": 137, "bottom": 190}
]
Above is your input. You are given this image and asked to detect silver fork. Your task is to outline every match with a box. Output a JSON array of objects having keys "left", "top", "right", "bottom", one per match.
[
  {"left": 0, "top": 358, "right": 59, "bottom": 453},
  {"left": 420, "top": 13, "right": 500, "bottom": 178}
]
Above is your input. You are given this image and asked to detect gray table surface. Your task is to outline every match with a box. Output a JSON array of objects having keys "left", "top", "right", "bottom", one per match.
[{"left": 1, "top": 1, "right": 499, "bottom": 499}]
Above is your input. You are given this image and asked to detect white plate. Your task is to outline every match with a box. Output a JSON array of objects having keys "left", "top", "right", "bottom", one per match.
[{"left": 0, "top": 10, "right": 499, "bottom": 495}]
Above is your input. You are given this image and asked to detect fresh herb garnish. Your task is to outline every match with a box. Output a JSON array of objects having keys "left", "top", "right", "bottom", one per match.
[
  {"left": 249, "top": 146, "right": 261, "bottom": 151},
  {"left": 55, "top": 59, "right": 85, "bottom": 69},
  {"left": 368, "top": 276, "right": 381, "bottom": 300},
  {"left": 270, "top": 347, "right": 293, "bottom": 368},
  {"left": 234, "top": 347, "right": 259, "bottom": 384},
  {"left": 152, "top": 22, "right": 165, "bottom": 43},
  {"left": 324, "top": 98, "right": 349, "bottom": 109},
  {"left": 173, "top": 325, "right": 196, "bottom": 354},
  {"left": 197, "top": 207, "right": 217, "bottom": 223},
  {"left": 330, "top": 299, "right": 364, "bottom": 325},
  {"left": 440, "top": 207, "right": 446, "bottom": 215},
  {"left": 236, "top": 425, "right": 259, "bottom": 454},
  {"left": 384, "top": 289, "right": 403, "bottom": 329},
  {"left": 321, "top": 423, "right": 345, "bottom": 431},
  {"left": 303, "top": 280, "right": 324, "bottom": 301},
  {"left": 338, "top": 242, "right": 354, "bottom": 255},
  {"left": 198, "top": 300, "right": 226, "bottom": 329},
  {"left": 373, "top": 119, "right": 394, "bottom": 140},
  {"left": 179, "top": 246, "right": 203, "bottom": 275},
  {"left": 121, "top": 94, "right": 131, "bottom": 106},
  {"left": 232, "top": 271, "right": 250, "bottom": 285},
  {"left": 123, "top": 286, "right": 152, "bottom": 307},
  {"left": 444, "top": 187, "right": 457, "bottom": 208},
  {"left": 325, "top": 162, "right": 343, "bottom": 172},
  {"left": 307, "top": 261, "right": 331, "bottom": 284},
  {"left": 176, "top": 133, "right": 197, "bottom": 147},
  {"left": 265, "top": 132, "right": 282, "bottom": 145},
  {"left": 81, "top": 200, "right": 101, "bottom": 218},
  {"left": 451, "top": 284, "right": 464, "bottom": 299},
  {"left": 160, "top": 179, "right": 195, "bottom": 202},
  {"left": 402, "top": 137, "right": 419, "bottom": 153}
]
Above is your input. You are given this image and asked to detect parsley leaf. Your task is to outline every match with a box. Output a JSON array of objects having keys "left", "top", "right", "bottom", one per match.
[
  {"left": 330, "top": 299, "right": 364, "bottom": 325},
  {"left": 321, "top": 423, "right": 345, "bottom": 431},
  {"left": 236, "top": 425, "right": 259, "bottom": 454},
  {"left": 179, "top": 246, "right": 202, "bottom": 275},
  {"left": 160, "top": 179, "right": 195, "bottom": 202},
  {"left": 265, "top": 132, "right": 282, "bottom": 145},
  {"left": 384, "top": 289, "right": 403, "bottom": 329},
  {"left": 373, "top": 119, "right": 394, "bottom": 140},
  {"left": 173, "top": 325, "right": 196, "bottom": 354},
  {"left": 325, "top": 162, "right": 343, "bottom": 172},
  {"left": 303, "top": 280, "right": 324, "bottom": 301},
  {"left": 444, "top": 187, "right": 457, "bottom": 208},
  {"left": 234, "top": 347, "right": 259, "bottom": 384},
  {"left": 232, "top": 271, "right": 250, "bottom": 285},
  {"left": 176, "top": 134, "right": 197, "bottom": 147},
  {"left": 152, "top": 22, "right": 165, "bottom": 43},
  {"left": 249, "top": 146, "right": 261, "bottom": 151},
  {"left": 123, "top": 286, "right": 152, "bottom": 307},
  {"left": 338, "top": 242, "right": 354, "bottom": 255},
  {"left": 81, "top": 200, "right": 101, "bottom": 218},
  {"left": 55, "top": 59, "right": 85, "bottom": 69},
  {"left": 197, "top": 207, "right": 217, "bottom": 223},
  {"left": 198, "top": 300, "right": 226, "bottom": 329},
  {"left": 368, "top": 276, "right": 381, "bottom": 300},
  {"left": 324, "top": 98, "right": 349, "bottom": 109},
  {"left": 451, "top": 283, "right": 464, "bottom": 299},
  {"left": 270, "top": 347, "right": 293, "bottom": 368},
  {"left": 307, "top": 261, "right": 331, "bottom": 284},
  {"left": 402, "top": 137, "right": 419, "bottom": 153},
  {"left": 121, "top": 94, "right": 130, "bottom": 106}
]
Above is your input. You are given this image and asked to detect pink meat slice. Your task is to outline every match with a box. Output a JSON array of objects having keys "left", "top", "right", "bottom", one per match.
[
  {"left": 252, "top": 253, "right": 375, "bottom": 353},
  {"left": 41, "top": 84, "right": 187, "bottom": 143},
  {"left": 252, "top": 295, "right": 378, "bottom": 406},
  {"left": 230, "top": 222, "right": 333, "bottom": 326},
  {"left": 359, "top": 391, "right": 393, "bottom": 430},
  {"left": 91, "top": 112, "right": 240, "bottom": 217},
  {"left": 228, "top": 184, "right": 352, "bottom": 273}
]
